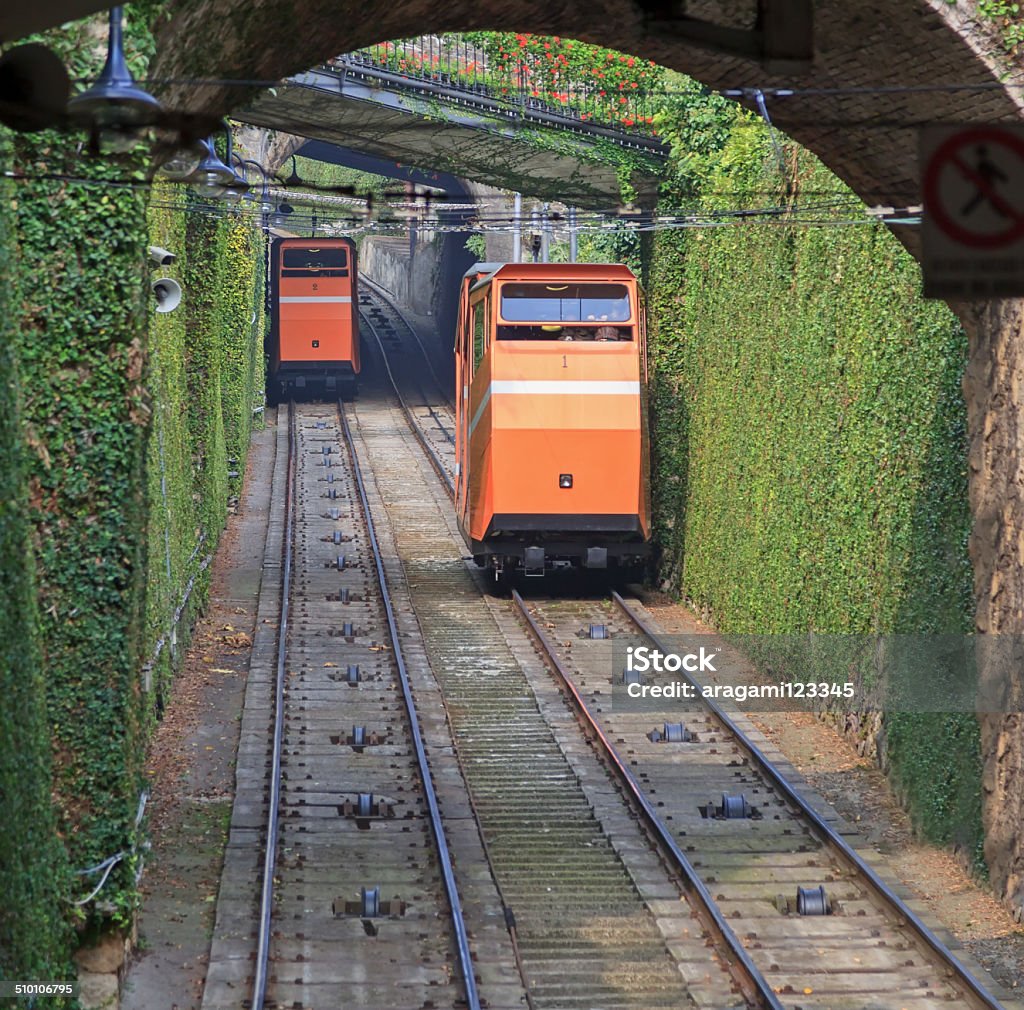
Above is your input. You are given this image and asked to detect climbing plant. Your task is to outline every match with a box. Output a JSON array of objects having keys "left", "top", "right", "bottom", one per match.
[
  {"left": 647, "top": 107, "right": 983, "bottom": 863},
  {"left": 0, "top": 132, "right": 75, "bottom": 988},
  {"left": 0, "top": 9, "right": 269, "bottom": 981}
]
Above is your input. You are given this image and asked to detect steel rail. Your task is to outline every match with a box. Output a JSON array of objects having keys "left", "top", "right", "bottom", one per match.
[
  {"left": 357, "top": 300, "right": 455, "bottom": 498},
  {"left": 611, "top": 591, "right": 1009, "bottom": 1010},
  {"left": 510, "top": 588, "right": 785, "bottom": 1010},
  {"left": 360, "top": 275, "right": 452, "bottom": 409},
  {"left": 337, "top": 402, "right": 480, "bottom": 1010},
  {"left": 251, "top": 402, "right": 296, "bottom": 1010}
]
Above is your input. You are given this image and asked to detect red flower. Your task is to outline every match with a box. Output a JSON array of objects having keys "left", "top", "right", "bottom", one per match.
[
  {"left": 627, "top": 57, "right": 635, "bottom": 67},
  {"left": 619, "top": 96, "right": 627, "bottom": 103},
  {"left": 544, "top": 42, "right": 551, "bottom": 49}
]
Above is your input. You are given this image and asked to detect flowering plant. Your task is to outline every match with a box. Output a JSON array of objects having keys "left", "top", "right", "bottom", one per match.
[
  {"left": 465, "top": 32, "right": 662, "bottom": 131},
  {"left": 362, "top": 34, "right": 662, "bottom": 135}
]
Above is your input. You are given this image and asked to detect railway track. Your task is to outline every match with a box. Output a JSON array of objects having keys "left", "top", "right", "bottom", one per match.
[
  {"left": 202, "top": 401, "right": 481, "bottom": 1010},
  {"left": 358, "top": 278, "right": 456, "bottom": 488},
  {"left": 513, "top": 592, "right": 1024, "bottom": 1010}
]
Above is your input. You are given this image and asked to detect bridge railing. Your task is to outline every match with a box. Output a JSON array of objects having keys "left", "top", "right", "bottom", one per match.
[{"left": 329, "top": 35, "right": 664, "bottom": 148}]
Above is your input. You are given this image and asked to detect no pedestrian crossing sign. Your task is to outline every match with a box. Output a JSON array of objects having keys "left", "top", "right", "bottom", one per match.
[{"left": 921, "top": 125, "right": 1024, "bottom": 298}]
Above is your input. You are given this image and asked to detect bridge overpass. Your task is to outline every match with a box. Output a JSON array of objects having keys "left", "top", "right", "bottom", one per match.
[{"left": 237, "top": 55, "right": 669, "bottom": 209}]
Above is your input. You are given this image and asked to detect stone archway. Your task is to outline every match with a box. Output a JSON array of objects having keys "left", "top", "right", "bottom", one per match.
[{"left": 150, "top": 0, "right": 1024, "bottom": 915}]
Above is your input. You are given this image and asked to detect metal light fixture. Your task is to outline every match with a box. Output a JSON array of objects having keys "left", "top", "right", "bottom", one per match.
[
  {"left": 190, "top": 137, "right": 235, "bottom": 198},
  {"left": 67, "top": 6, "right": 161, "bottom": 129},
  {"left": 271, "top": 201, "right": 295, "bottom": 228},
  {"left": 154, "top": 139, "right": 207, "bottom": 181},
  {"left": 282, "top": 155, "right": 302, "bottom": 188}
]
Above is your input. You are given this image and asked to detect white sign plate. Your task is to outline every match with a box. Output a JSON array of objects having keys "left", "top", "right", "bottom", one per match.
[{"left": 921, "top": 125, "right": 1024, "bottom": 298}]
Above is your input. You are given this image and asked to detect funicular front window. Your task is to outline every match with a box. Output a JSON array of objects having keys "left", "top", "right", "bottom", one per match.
[
  {"left": 500, "top": 283, "right": 630, "bottom": 322},
  {"left": 282, "top": 247, "right": 348, "bottom": 274},
  {"left": 498, "top": 283, "right": 633, "bottom": 341}
]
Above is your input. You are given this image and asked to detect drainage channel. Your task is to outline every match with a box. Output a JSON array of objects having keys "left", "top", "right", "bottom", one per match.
[
  {"left": 342, "top": 369, "right": 759, "bottom": 1009},
  {"left": 517, "top": 594, "right": 1024, "bottom": 1010}
]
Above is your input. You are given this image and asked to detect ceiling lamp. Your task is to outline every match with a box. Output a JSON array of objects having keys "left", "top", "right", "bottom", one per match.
[
  {"left": 215, "top": 124, "right": 249, "bottom": 203},
  {"left": 154, "top": 139, "right": 208, "bottom": 181},
  {"left": 67, "top": 6, "right": 161, "bottom": 130},
  {"left": 190, "top": 137, "right": 236, "bottom": 198}
]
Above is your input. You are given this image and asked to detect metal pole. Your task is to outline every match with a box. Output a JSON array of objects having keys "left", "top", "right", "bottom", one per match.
[
  {"left": 541, "top": 203, "right": 550, "bottom": 264},
  {"left": 569, "top": 207, "right": 578, "bottom": 263},
  {"left": 512, "top": 193, "right": 522, "bottom": 263},
  {"left": 530, "top": 206, "right": 540, "bottom": 263}
]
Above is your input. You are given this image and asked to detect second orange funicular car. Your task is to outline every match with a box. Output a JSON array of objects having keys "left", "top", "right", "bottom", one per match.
[
  {"left": 454, "top": 262, "right": 652, "bottom": 578},
  {"left": 267, "top": 237, "right": 361, "bottom": 401}
]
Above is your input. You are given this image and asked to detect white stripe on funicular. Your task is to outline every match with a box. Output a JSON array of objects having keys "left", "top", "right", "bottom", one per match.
[
  {"left": 279, "top": 296, "right": 352, "bottom": 303},
  {"left": 468, "top": 380, "right": 639, "bottom": 436},
  {"left": 490, "top": 380, "right": 639, "bottom": 396}
]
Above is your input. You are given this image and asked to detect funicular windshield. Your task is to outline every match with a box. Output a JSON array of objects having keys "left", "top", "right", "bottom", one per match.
[
  {"left": 498, "top": 282, "right": 633, "bottom": 341},
  {"left": 281, "top": 246, "right": 348, "bottom": 275}
]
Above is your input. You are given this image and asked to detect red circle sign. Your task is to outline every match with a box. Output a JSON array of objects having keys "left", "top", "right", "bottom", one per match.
[{"left": 923, "top": 127, "right": 1024, "bottom": 250}]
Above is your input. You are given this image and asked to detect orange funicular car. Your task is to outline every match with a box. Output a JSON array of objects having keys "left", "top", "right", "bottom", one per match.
[
  {"left": 268, "top": 237, "right": 361, "bottom": 401},
  {"left": 454, "top": 262, "right": 652, "bottom": 578}
]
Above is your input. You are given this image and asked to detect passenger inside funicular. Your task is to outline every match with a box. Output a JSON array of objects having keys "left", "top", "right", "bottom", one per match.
[{"left": 496, "top": 281, "right": 633, "bottom": 342}]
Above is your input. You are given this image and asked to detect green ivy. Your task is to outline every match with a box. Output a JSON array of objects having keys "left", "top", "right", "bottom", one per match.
[
  {"left": 0, "top": 9, "right": 268, "bottom": 979},
  {"left": 647, "top": 115, "right": 982, "bottom": 861},
  {"left": 0, "top": 132, "right": 76, "bottom": 987}
]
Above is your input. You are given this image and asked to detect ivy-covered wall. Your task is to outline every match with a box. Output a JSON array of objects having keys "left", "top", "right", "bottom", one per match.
[
  {"left": 0, "top": 134, "right": 74, "bottom": 984},
  {"left": 143, "top": 192, "right": 266, "bottom": 710},
  {"left": 10, "top": 95, "right": 153, "bottom": 954},
  {"left": 0, "top": 14, "right": 267, "bottom": 985},
  {"left": 648, "top": 106, "right": 982, "bottom": 861}
]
